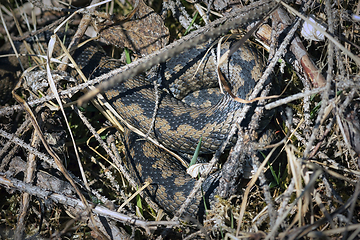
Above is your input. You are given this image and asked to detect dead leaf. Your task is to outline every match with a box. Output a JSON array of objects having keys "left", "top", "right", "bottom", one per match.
[{"left": 98, "top": 0, "right": 169, "bottom": 56}]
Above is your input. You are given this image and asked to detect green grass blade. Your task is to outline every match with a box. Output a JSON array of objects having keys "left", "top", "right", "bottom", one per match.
[
  {"left": 189, "top": 136, "right": 202, "bottom": 167},
  {"left": 184, "top": 11, "right": 198, "bottom": 36}
]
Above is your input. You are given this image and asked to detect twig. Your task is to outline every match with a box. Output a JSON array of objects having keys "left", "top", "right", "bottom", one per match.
[
  {"left": 0, "top": 175, "right": 180, "bottom": 234},
  {"left": 0, "top": 128, "right": 58, "bottom": 169},
  {"left": 166, "top": 0, "right": 200, "bottom": 30},
  {"left": 0, "top": 119, "right": 31, "bottom": 170},
  {"left": 265, "top": 87, "right": 327, "bottom": 110},
  {"left": 14, "top": 116, "right": 41, "bottom": 240},
  {"left": 303, "top": 0, "right": 335, "bottom": 158}
]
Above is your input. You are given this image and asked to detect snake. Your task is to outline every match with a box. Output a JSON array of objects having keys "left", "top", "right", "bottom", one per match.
[
  {"left": 72, "top": 36, "right": 265, "bottom": 216},
  {"left": 1, "top": 31, "right": 266, "bottom": 217}
]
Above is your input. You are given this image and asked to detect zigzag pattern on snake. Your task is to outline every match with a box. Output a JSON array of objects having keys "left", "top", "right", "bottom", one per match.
[
  {"left": 71, "top": 38, "right": 265, "bottom": 216},
  {"left": 2, "top": 32, "right": 266, "bottom": 216}
]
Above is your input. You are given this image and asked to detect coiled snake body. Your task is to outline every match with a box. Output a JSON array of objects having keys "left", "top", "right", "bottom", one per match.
[
  {"left": 72, "top": 39, "right": 265, "bottom": 215},
  {"left": 4, "top": 34, "right": 265, "bottom": 216}
]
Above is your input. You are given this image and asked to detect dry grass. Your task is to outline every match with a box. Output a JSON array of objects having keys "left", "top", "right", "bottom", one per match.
[{"left": 0, "top": 0, "right": 359, "bottom": 239}]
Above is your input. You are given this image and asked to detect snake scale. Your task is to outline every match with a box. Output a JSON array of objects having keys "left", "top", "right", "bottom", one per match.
[{"left": 2, "top": 30, "right": 266, "bottom": 216}]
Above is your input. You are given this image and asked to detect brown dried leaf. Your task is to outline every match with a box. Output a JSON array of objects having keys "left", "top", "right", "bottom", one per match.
[{"left": 98, "top": 0, "right": 169, "bottom": 56}]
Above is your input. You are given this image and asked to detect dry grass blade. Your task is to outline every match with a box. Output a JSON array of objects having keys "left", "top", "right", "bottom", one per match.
[
  {"left": 286, "top": 145, "right": 303, "bottom": 216},
  {"left": 236, "top": 144, "right": 280, "bottom": 235},
  {"left": 85, "top": 127, "right": 126, "bottom": 175},
  {"left": 0, "top": 8, "right": 24, "bottom": 71},
  {"left": 46, "top": 35, "right": 91, "bottom": 193},
  {"left": 117, "top": 181, "right": 150, "bottom": 212}
]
